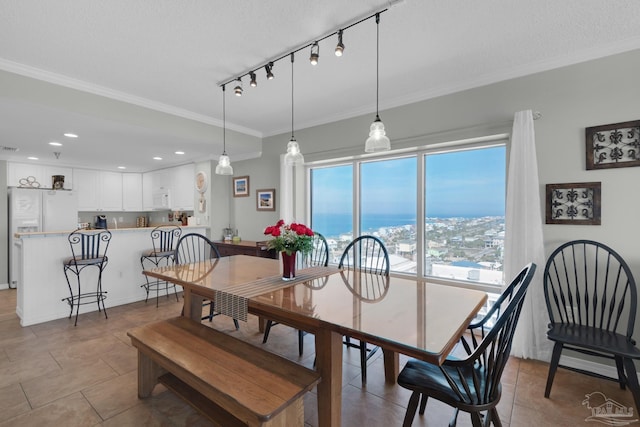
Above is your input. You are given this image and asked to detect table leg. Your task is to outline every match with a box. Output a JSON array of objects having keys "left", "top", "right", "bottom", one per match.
[
  {"left": 382, "top": 348, "right": 399, "bottom": 383},
  {"left": 183, "top": 290, "right": 204, "bottom": 322},
  {"left": 315, "top": 329, "right": 342, "bottom": 427}
]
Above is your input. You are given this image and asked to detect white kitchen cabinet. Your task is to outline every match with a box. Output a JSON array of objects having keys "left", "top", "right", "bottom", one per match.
[
  {"left": 74, "top": 169, "right": 122, "bottom": 211},
  {"left": 7, "top": 162, "right": 73, "bottom": 189},
  {"left": 100, "top": 171, "right": 123, "bottom": 211},
  {"left": 142, "top": 169, "right": 170, "bottom": 210},
  {"left": 75, "top": 169, "right": 99, "bottom": 210},
  {"left": 142, "top": 172, "right": 154, "bottom": 210},
  {"left": 142, "top": 165, "right": 193, "bottom": 211},
  {"left": 169, "top": 164, "right": 195, "bottom": 211},
  {"left": 122, "top": 173, "right": 143, "bottom": 211}
]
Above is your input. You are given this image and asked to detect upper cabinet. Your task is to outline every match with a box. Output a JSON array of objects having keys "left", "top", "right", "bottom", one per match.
[
  {"left": 122, "top": 173, "right": 143, "bottom": 211},
  {"left": 16, "top": 164, "right": 197, "bottom": 212},
  {"left": 75, "top": 169, "right": 123, "bottom": 211},
  {"left": 100, "top": 171, "right": 123, "bottom": 211},
  {"left": 7, "top": 162, "right": 74, "bottom": 189},
  {"left": 143, "top": 164, "right": 194, "bottom": 211},
  {"left": 170, "top": 164, "right": 195, "bottom": 211}
]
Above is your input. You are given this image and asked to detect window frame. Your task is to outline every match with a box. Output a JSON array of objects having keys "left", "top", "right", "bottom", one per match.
[{"left": 305, "top": 134, "right": 508, "bottom": 294}]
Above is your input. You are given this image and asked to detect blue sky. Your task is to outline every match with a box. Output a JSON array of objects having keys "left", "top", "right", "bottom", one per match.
[{"left": 311, "top": 146, "right": 505, "bottom": 218}]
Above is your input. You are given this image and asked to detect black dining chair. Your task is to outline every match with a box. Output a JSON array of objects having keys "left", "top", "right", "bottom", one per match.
[
  {"left": 339, "top": 234, "right": 389, "bottom": 275},
  {"left": 397, "top": 263, "right": 536, "bottom": 427},
  {"left": 174, "top": 233, "right": 239, "bottom": 329},
  {"left": 140, "top": 225, "right": 182, "bottom": 307},
  {"left": 543, "top": 240, "right": 640, "bottom": 413},
  {"left": 62, "top": 229, "right": 112, "bottom": 326},
  {"left": 262, "top": 232, "right": 329, "bottom": 356},
  {"left": 338, "top": 235, "right": 390, "bottom": 383}
]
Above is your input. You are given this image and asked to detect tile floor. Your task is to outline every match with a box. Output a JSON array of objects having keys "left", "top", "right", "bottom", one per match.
[{"left": 0, "top": 288, "right": 637, "bottom": 426}]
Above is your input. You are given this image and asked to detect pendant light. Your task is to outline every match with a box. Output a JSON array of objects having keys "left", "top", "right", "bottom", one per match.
[
  {"left": 215, "top": 84, "right": 233, "bottom": 175},
  {"left": 284, "top": 53, "right": 304, "bottom": 166},
  {"left": 365, "top": 13, "right": 390, "bottom": 153}
]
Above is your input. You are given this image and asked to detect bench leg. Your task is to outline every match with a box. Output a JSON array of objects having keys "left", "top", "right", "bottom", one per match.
[
  {"left": 262, "top": 398, "right": 303, "bottom": 427},
  {"left": 138, "top": 352, "right": 162, "bottom": 398}
]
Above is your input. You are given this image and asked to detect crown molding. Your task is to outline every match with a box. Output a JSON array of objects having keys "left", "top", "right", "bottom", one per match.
[
  {"left": 266, "top": 39, "right": 640, "bottom": 137},
  {"left": 0, "top": 58, "right": 262, "bottom": 138}
]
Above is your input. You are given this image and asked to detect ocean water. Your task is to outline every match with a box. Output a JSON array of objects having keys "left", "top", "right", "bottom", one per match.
[{"left": 312, "top": 213, "right": 417, "bottom": 238}]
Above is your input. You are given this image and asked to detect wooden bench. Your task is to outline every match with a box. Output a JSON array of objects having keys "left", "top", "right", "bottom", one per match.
[{"left": 127, "top": 316, "right": 321, "bottom": 427}]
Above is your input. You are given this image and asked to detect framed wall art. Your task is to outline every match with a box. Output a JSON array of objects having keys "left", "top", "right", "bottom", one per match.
[
  {"left": 256, "top": 188, "right": 276, "bottom": 211},
  {"left": 232, "top": 176, "right": 250, "bottom": 197},
  {"left": 545, "top": 182, "right": 601, "bottom": 225},
  {"left": 585, "top": 120, "right": 640, "bottom": 170}
]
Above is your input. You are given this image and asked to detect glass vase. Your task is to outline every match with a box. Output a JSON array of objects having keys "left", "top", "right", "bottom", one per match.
[{"left": 282, "top": 251, "right": 296, "bottom": 281}]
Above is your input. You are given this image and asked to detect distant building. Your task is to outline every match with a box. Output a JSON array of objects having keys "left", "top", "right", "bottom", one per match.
[{"left": 395, "top": 240, "right": 416, "bottom": 256}]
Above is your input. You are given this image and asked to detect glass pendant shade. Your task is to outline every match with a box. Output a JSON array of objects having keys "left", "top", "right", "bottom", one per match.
[
  {"left": 365, "top": 13, "right": 390, "bottom": 153},
  {"left": 284, "top": 137, "right": 304, "bottom": 166},
  {"left": 364, "top": 116, "right": 391, "bottom": 152},
  {"left": 215, "top": 153, "right": 233, "bottom": 175}
]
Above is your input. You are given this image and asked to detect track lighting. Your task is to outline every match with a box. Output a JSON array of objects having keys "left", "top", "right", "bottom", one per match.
[
  {"left": 233, "top": 78, "right": 243, "bottom": 96},
  {"left": 216, "top": 85, "right": 233, "bottom": 175},
  {"left": 335, "top": 30, "right": 344, "bottom": 56},
  {"left": 284, "top": 53, "right": 304, "bottom": 166},
  {"left": 265, "top": 62, "right": 274, "bottom": 80},
  {"left": 250, "top": 72, "right": 257, "bottom": 87},
  {"left": 365, "top": 13, "right": 390, "bottom": 152},
  {"left": 309, "top": 42, "right": 319, "bottom": 65}
]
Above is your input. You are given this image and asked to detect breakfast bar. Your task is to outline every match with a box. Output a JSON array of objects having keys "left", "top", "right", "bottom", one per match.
[{"left": 13, "top": 225, "right": 208, "bottom": 326}]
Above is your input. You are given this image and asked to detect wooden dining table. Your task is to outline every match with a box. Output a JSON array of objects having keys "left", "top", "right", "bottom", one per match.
[{"left": 144, "top": 255, "right": 487, "bottom": 427}]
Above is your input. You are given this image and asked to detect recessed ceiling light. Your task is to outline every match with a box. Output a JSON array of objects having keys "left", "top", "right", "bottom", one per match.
[
  {"left": 49, "top": 141, "right": 62, "bottom": 146},
  {"left": 117, "top": 166, "right": 126, "bottom": 169},
  {"left": 153, "top": 156, "right": 162, "bottom": 160},
  {"left": 175, "top": 151, "right": 185, "bottom": 155},
  {"left": 64, "top": 133, "right": 78, "bottom": 138},
  {"left": 27, "top": 156, "right": 38, "bottom": 160}
]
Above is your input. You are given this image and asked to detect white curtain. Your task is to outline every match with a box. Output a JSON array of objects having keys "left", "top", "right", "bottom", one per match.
[{"left": 504, "top": 110, "right": 551, "bottom": 361}]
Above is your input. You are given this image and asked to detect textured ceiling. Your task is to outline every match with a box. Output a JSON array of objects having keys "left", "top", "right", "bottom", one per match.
[{"left": 1, "top": 0, "right": 640, "bottom": 171}]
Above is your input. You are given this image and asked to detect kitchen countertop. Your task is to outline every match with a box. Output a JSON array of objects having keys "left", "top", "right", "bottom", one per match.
[{"left": 15, "top": 224, "right": 209, "bottom": 238}]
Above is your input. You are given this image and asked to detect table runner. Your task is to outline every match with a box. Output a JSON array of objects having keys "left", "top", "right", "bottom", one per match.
[{"left": 214, "top": 265, "right": 339, "bottom": 321}]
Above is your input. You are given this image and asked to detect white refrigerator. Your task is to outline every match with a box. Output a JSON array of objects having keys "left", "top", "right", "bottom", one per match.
[{"left": 8, "top": 188, "right": 79, "bottom": 288}]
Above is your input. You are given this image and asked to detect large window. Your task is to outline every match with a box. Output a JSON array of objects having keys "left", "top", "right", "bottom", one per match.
[
  {"left": 424, "top": 146, "right": 505, "bottom": 285},
  {"left": 361, "top": 157, "right": 417, "bottom": 273},
  {"left": 309, "top": 138, "right": 506, "bottom": 288},
  {"left": 310, "top": 165, "right": 353, "bottom": 264}
]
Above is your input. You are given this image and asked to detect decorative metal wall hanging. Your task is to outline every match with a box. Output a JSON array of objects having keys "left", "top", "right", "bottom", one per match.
[
  {"left": 545, "top": 182, "right": 601, "bottom": 225},
  {"left": 585, "top": 120, "right": 640, "bottom": 169}
]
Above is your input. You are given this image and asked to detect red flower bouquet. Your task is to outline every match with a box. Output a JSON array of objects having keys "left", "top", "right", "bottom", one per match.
[{"left": 263, "top": 219, "right": 314, "bottom": 255}]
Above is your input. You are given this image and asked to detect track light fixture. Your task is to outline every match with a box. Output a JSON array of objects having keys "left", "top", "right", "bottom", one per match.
[
  {"left": 265, "top": 62, "right": 274, "bottom": 80},
  {"left": 284, "top": 53, "right": 304, "bottom": 166},
  {"left": 365, "top": 13, "right": 390, "bottom": 153},
  {"left": 219, "top": 10, "right": 389, "bottom": 89},
  {"left": 335, "top": 30, "right": 344, "bottom": 56},
  {"left": 215, "top": 85, "right": 233, "bottom": 175},
  {"left": 233, "top": 78, "right": 243, "bottom": 96},
  {"left": 309, "top": 42, "right": 319, "bottom": 65}
]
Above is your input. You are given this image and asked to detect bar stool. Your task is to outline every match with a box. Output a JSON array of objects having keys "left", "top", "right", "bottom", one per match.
[
  {"left": 62, "top": 229, "right": 112, "bottom": 326},
  {"left": 140, "top": 225, "right": 182, "bottom": 307}
]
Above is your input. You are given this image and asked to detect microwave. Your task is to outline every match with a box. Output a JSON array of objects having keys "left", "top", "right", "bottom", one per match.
[{"left": 152, "top": 189, "right": 171, "bottom": 209}]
